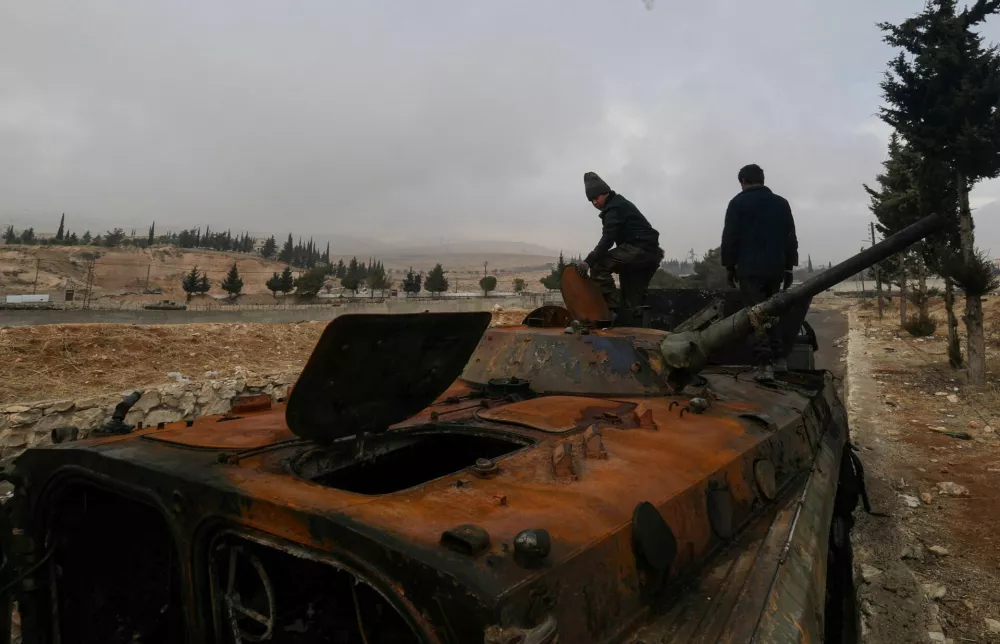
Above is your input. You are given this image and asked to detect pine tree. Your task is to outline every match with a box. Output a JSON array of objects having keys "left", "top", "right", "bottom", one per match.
[
  {"left": 807, "top": 255, "right": 814, "bottom": 273},
  {"left": 261, "top": 235, "right": 277, "bottom": 259},
  {"left": 3, "top": 226, "right": 16, "bottom": 244},
  {"left": 82, "top": 231, "right": 92, "bottom": 244},
  {"left": 293, "top": 266, "right": 327, "bottom": 298},
  {"left": 323, "top": 242, "right": 330, "bottom": 264},
  {"left": 424, "top": 264, "right": 449, "bottom": 295},
  {"left": 221, "top": 262, "right": 244, "bottom": 297},
  {"left": 20, "top": 228, "right": 36, "bottom": 244},
  {"left": 182, "top": 266, "right": 201, "bottom": 298},
  {"left": 878, "top": 0, "right": 1000, "bottom": 383},
  {"left": 367, "top": 261, "right": 390, "bottom": 297},
  {"left": 513, "top": 278, "right": 526, "bottom": 293},
  {"left": 402, "top": 267, "right": 422, "bottom": 295},
  {"left": 556, "top": 251, "right": 566, "bottom": 275},
  {"left": 341, "top": 257, "right": 361, "bottom": 293},
  {"left": 196, "top": 272, "right": 211, "bottom": 295},
  {"left": 279, "top": 266, "right": 295, "bottom": 294},
  {"left": 335, "top": 259, "right": 346, "bottom": 279},
  {"left": 278, "top": 234, "right": 294, "bottom": 263},
  {"left": 67, "top": 232, "right": 78, "bottom": 245},
  {"left": 147, "top": 221, "right": 155, "bottom": 247},
  {"left": 266, "top": 272, "right": 283, "bottom": 296},
  {"left": 55, "top": 214, "right": 65, "bottom": 241}
]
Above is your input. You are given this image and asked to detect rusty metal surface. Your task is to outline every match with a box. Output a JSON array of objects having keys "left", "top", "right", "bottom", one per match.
[
  {"left": 142, "top": 408, "right": 294, "bottom": 449},
  {"left": 521, "top": 306, "right": 574, "bottom": 328},
  {"left": 477, "top": 396, "right": 639, "bottom": 433},
  {"left": 4, "top": 311, "right": 852, "bottom": 644},
  {"left": 560, "top": 266, "right": 611, "bottom": 324},
  {"left": 460, "top": 327, "right": 670, "bottom": 396}
]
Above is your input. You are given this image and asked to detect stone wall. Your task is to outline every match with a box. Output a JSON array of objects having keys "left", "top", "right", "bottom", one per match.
[{"left": 0, "top": 369, "right": 299, "bottom": 457}]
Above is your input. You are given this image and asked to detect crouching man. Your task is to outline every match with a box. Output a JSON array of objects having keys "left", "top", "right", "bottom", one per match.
[
  {"left": 577, "top": 172, "right": 664, "bottom": 325},
  {"left": 721, "top": 164, "right": 798, "bottom": 381}
]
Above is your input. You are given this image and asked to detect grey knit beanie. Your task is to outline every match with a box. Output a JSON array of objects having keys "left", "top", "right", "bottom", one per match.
[{"left": 584, "top": 172, "right": 612, "bottom": 201}]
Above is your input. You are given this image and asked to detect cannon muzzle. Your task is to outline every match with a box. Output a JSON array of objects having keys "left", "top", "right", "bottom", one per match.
[{"left": 660, "top": 212, "right": 946, "bottom": 388}]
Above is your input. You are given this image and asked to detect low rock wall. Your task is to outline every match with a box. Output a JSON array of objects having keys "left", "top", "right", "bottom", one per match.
[{"left": 0, "top": 370, "right": 299, "bottom": 457}]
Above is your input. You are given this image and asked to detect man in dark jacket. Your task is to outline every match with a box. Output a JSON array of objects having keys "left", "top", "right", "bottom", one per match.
[
  {"left": 578, "top": 172, "right": 664, "bottom": 324},
  {"left": 721, "top": 164, "right": 798, "bottom": 380}
]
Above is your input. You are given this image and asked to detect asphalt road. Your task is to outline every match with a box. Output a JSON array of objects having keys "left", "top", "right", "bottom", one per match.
[{"left": 807, "top": 305, "right": 849, "bottom": 380}]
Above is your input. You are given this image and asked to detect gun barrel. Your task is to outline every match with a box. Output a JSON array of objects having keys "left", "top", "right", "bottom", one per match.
[{"left": 664, "top": 212, "right": 946, "bottom": 384}]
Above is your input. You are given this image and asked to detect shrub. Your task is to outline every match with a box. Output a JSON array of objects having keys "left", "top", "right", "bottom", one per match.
[{"left": 903, "top": 312, "right": 937, "bottom": 337}]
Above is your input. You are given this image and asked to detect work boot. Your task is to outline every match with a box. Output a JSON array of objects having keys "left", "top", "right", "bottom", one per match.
[
  {"left": 773, "top": 357, "right": 788, "bottom": 374},
  {"left": 753, "top": 364, "right": 775, "bottom": 383}
]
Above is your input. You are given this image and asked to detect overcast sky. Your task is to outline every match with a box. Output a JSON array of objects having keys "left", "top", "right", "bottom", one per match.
[{"left": 4, "top": 1, "right": 1000, "bottom": 264}]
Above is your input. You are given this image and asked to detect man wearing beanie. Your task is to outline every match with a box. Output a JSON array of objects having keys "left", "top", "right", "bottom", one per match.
[
  {"left": 579, "top": 172, "right": 663, "bottom": 324},
  {"left": 720, "top": 163, "right": 798, "bottom": 381}
]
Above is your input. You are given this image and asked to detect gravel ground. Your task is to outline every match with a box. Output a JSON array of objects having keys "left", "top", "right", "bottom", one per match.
[{"left": 847, "top": 307, "right": 1000, "bottom": 644}]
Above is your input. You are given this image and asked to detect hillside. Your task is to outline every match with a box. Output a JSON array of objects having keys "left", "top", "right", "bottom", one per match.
[{"left": 0, "top": 243, "right": 561, "bottom": 302}]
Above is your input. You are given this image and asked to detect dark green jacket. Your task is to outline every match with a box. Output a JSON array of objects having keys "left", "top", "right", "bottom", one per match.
[
  {"left": 721, "top": 186, "right": 798, "bottom": 278},
  {"left": 585, "top": 193, "right": 661, "bottom": 266}
]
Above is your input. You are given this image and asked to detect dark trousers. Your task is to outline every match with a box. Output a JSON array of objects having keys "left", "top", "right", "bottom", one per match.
[
  {"left": 739, "top": 276, "right": 784, "bottom": 365},
  {"left": 592, "top": 244, "right": 663, "bottom": 322}
]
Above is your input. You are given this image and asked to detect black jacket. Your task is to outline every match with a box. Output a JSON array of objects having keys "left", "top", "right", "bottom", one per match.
[
  {"left": 585, "top": 193, "right": 661, "bottom": 266},
  {"left": 721, "top": 186, "right": 798, "bottom": 278}
]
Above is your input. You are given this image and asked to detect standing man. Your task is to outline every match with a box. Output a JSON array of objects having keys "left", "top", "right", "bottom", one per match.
[
  {"left": 721, "top": 164, "right": 798, "bottom": 381},
  {"left": 577, "top": 172, "right": 664, "bottom": 325}
]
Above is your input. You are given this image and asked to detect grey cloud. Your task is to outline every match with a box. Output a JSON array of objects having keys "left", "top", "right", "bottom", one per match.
[{"left": 3, "top": 0, "right": 1000, "bottom": 263}]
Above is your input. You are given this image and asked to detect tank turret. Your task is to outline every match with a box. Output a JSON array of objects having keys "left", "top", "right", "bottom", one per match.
[{"left": 659, "top": 212, "right": 946, "bottom": 388}]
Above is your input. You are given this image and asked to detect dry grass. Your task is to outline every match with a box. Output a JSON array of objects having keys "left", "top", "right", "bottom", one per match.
[
  {"left": 0, "top": 322, "right": 327, "bottom": 404},
  {"left": 0, "top": 308, "right": 531, "bottom": 404}
]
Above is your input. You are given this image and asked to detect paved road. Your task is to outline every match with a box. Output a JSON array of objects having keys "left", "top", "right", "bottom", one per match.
[{"left": 807, "top": 305, "right": 848, "bottom": 380}]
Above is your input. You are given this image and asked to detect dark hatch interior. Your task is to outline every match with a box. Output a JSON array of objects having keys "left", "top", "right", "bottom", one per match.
[{"left": 292, "top": 429, "right": 532, "bottom": 495}]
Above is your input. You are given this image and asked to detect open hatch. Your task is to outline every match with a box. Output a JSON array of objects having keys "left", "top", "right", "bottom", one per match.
[{"left": 286, "top": 312, "right": 531, "bottom": 494}]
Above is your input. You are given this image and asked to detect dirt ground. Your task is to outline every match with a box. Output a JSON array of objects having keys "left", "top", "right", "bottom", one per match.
[
  {"left": 0, "top": 244, "right": 558, "bottom": 304},
  {"left": 0, "top": 308, "right": 531, "bottom": 404},
  {"left": 848, "top": 296, "right": 1000, "bottom": 643}
]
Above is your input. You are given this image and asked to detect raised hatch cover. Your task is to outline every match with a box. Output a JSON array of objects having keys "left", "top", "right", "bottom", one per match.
[
  {"left": 286, "top": 312, "right": 492, "bottom": 443},
  {"left": 560, "top": 266, "right": 612, "bottom": 324}
]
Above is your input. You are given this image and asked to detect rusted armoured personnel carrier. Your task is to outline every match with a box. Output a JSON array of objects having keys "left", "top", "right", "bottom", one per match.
[{"left": 0, "top": 214, "right": 942, "bottom": 644}]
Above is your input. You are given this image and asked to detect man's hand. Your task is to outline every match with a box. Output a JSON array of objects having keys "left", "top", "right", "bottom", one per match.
[
  {"left": 726, "top": 266, "right": 738, "bottom": 288},
  {"left": 577, "top": 262, "right": 590, "bottom": 277},
  {"left": 782, "top": 270, "right": 793, "bottom": 291}
]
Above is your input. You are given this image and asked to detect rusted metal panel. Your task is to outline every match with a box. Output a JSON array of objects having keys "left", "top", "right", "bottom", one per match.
[
  {"left": 142, "top": 411, "right": 295, "bottom": 450},
  {"left": 461, "top": 328, "right": 669, "bottom": 396},
  {"left": 478, "top": 396, "right": 640, "bottom": 433},
  {"left": 287, "top": 312, "right": 492, "bottom": 443},
  {"left": 560, "top": 267, "right": 611, "bottom": 324}
]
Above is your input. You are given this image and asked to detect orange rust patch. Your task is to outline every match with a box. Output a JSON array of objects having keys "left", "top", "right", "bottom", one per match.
[
  {"left": 478, "top": 396, "right": 632, "bottom": 433},
  {"left": 144, "top": 407, "right": 294, "bottom": 449},
  {"left": 560, "top": 266, "right": 611, "bottom": 323}
]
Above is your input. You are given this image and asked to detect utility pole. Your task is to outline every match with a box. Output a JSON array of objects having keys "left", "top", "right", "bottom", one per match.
[
  {"left": 484, "top": 261, "right": 488, "bottom": 277},
  {"left": 871, "top": 222, "right": 884, "bottom": 320},
  {"left": 859, "top": 247, "right": 866, "bottom": 294},
  {"left": 144, "top": 264, "right": 151, "bottom": 293},
  {"left": 32, "top": 258, "right": 40, "bottom": 294}
]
